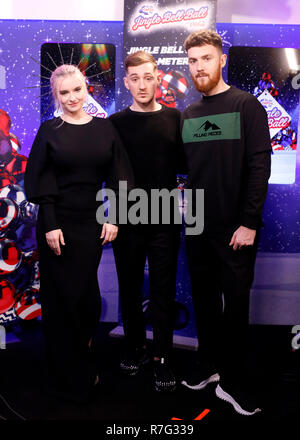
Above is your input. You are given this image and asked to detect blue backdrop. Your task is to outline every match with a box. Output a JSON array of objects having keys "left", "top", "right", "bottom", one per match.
[{"left": 0, "top": 19, "right": 299, "bottom": 335}]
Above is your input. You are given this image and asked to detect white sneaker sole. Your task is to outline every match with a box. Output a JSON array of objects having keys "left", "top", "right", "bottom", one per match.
[
  {"left": 215, "top": 384, "right": 262, "bottom": 416},
  {"left": 181, "top": 373, "right": 220, "bottom": 390}
]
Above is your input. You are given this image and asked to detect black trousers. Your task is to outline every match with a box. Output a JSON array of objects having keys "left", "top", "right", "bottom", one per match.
[
  {"left": 185, "top": 228, "right": 260, "bottom": 384},
  {"left": 37, "top": 209, "right": 102, "bottom": 402},
  {"left": 113, "top": 224, "right": 181, "bottom": 358}
]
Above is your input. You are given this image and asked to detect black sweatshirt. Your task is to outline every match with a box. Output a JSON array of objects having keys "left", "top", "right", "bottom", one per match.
[
  {"left": 181, "top": 86, "right": 271, "bottom": 231},
  {"left": 24, "top": 117, "right": 134, "bottom": 231},
  {"left": 109, "top": 106, "right": 185, "bottom": 193}
]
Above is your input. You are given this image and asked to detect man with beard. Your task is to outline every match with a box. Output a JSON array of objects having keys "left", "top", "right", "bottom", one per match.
[{"left": 180, "top": 30, "right": 271, "bottom": 416}]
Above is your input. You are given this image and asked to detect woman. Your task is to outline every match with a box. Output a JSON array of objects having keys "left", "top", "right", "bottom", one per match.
[{"left": 24, "top": 64, "right": 133, "bottom": 403}]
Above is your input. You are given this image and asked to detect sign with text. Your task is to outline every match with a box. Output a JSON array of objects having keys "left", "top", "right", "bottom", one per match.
[
  {"left": 228, "top": 46, "right": 300, "bottom": 184},
  {"left": 122, "top": 0, "right": 217, "bottom": 111},
  {"left": 257, "top": 90, "right": 291, "bottom": 139}
]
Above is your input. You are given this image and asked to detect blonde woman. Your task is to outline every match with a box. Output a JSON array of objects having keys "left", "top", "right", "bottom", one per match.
[{"left": 25, "top": 64, "right": 133, "bottom": 403}]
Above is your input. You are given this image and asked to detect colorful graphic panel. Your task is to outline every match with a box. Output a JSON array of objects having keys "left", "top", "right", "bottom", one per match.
[
  {"left": 121, "top": 0, "right": 217, "bottom": 111},
  {"left": 228, "top": 46, "right": 300, "bottom": 184},
  {"left": 40, "top": 43, "right": 116, "bottom": 121}
]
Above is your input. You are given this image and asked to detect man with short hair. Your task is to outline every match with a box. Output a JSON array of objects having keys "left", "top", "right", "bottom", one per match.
[
  {"left": 180, "top": 30, "right": 271, "bottom": 415},
  {"left": 109, "top": 51, "right": 184, "bottom": 391}
]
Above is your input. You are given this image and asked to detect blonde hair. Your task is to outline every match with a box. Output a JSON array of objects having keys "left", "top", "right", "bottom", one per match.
[
  {"left": 124, "top": 50, "right": 157, "bottom": 72},
  {"left": 50, "top": 64, "right": 88, "bottom": 111}
]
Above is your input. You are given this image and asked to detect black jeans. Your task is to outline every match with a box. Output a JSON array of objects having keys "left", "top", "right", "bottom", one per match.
[
  {"left": 185, "top": 228, "right": 260, "bottom": 384},
  {"left": 113, "top": 224, "right": 181, "bottom": 358}
]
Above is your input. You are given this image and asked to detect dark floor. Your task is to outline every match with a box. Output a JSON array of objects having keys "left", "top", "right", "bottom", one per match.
[{"left": 0, "top": 321, "right": 299, "bottom": 434}]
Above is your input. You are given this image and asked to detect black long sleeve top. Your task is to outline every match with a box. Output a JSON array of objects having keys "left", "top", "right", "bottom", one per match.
[
  {"left": 109, "top": 105, "right": 186, "bottom": 193},
  {"left": 24, "top": 117, "right": 134, "bottom": 231},
  {"left": 181, "top": 86, "right": 272, "bottom": 231}
]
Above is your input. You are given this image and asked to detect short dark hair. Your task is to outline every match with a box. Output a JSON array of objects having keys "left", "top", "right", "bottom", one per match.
[
  {"left": 184, "top": 30, "right": 223, "bottom": 52},
  {"left": 124, "top": 50, "right": 157, "bottom": 72}
]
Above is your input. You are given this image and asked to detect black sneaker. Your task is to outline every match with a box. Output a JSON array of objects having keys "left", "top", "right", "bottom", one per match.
[
  {"left": 120, "top": 347, "right": 150, "bottom": 376},
  {"left": 154, "top": 358, "right": 176, "bottom": 392},
  {"left": 181, "top": 363, "right": 220, "bottom": 390},
  {"left": 215, "top": 383, "right": 262, "bottom": 416}
]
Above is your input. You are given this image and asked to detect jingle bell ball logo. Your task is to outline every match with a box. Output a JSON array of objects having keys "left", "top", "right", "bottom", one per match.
[
  {"left": 129, "top": 1, "right": 214, "bottom": 34},
  {"left": 257, "top": 90, "right": 291, "bottom": 139}
]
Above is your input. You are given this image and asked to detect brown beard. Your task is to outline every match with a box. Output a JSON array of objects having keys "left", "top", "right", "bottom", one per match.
[{"left": 192, "top": 69, "right": 221, "bottom": 94}]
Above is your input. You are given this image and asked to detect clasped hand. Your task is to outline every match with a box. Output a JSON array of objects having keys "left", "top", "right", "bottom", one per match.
[{"left": 46, "top": 223, "right": 118, "bottom": 255}]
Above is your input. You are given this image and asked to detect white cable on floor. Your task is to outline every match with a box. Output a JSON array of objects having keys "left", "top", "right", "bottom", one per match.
[{"left": 0, "top": 393, "right": 26, "bottom": 420}]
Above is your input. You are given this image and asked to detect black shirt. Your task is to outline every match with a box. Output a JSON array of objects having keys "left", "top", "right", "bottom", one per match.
[
  {"left": 109, "top": 105, "right": 185, "bottom": 193},
  {"left": 24, "top": 117, "right": 134, "bottom": 231},
  {"left": 181, "top": 86, "right": 272, "bottom": 231}
]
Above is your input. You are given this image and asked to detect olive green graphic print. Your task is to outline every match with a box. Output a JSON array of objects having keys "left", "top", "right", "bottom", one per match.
[{"left": 182, "top": 112, "right": 241, "bottom": 143}]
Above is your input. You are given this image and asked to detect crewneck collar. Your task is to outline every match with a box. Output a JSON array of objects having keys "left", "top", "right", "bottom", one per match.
[
  {"left": 202, "top": 86, "right": 233, "bottom": 100},
  {"left": 126, "top": 105, "right": 165, "bottom": 116}
]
